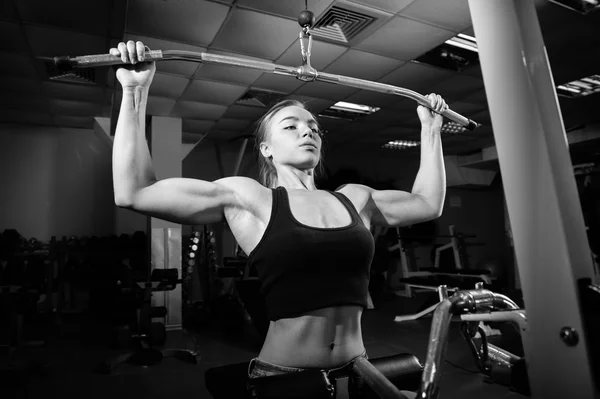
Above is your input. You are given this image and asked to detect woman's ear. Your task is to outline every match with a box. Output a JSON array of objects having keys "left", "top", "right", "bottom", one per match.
[{"left": 259, "top": 142, "right": 272, "bottom": 159}]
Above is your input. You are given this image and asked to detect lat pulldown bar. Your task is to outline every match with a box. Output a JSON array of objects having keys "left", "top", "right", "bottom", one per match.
[{"left": 53, "top": 49, "right": 480, "bottom": 131}]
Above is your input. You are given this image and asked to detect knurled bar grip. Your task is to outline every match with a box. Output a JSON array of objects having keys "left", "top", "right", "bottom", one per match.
[{"left": 54, "top": 50, "right": 480, "bottom": 130}]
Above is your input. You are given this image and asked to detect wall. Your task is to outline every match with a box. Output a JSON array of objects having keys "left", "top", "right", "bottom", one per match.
[{"left": 0, "top": 123, "right": 115, "bottom": 242}]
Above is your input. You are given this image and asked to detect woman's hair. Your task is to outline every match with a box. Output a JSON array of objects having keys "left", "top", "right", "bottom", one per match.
[{"left": 254, "top": 99, "right": 324, "bottom": 188}]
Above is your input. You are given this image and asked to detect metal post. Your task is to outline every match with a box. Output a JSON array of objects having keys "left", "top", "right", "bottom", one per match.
[
  {"left": 469, "top": 1, "right": 598, "bottom": 398},
  {"left": 233, "top": 138, "right": 248, "bottom": 177}
]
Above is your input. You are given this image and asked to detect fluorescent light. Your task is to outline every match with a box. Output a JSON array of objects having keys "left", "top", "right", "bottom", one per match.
[
  {"left": 557, "top": 85, "right": 581, "bottom": 94},
  {"left": 548, "top": 0, "right": 600, "bottom": 14},
  {"left": 383, "top": 140, "right": 421, "bottom": 150},
  {"left": 330, "top": 101, "right": 380, "bottom": 115},
  {"left": 556, "top": 74, "right": 600, "bottom": 98},
  {"left": 445, "top": 33, "right": 478, "bottom": 53},
  {"left": 441, "top": 122, "right": 467, "bottom": 134}
]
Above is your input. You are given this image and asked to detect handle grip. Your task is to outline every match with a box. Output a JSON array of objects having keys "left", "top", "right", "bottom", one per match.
[{"left": 54, "top": 50, "right": 164, "bottom": 70}]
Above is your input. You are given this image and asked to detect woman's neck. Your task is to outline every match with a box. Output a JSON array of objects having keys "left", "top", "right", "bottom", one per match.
[{"left": 275, "top": 166, "right": 317, "bottom": 191}]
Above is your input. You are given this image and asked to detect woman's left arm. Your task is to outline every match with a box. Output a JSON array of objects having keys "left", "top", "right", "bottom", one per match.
[{"left": 363, "top": 93, "right": 447, "bottom": 227}]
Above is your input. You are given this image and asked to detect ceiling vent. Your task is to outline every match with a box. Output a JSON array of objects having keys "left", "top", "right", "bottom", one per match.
[
  {"left": 236, "top": 89, "right": 287, "bottom": 108},
  {"left": 311, "top": 1, "right": 393, "bottom": 45},
  {"left": 45, "top": 61, "right": 96, "bottom": 85}
]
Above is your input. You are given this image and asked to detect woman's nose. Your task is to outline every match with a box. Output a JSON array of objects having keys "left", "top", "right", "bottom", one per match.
[{"left": 301, "top": 127, "right": 313, "bottom": 137}]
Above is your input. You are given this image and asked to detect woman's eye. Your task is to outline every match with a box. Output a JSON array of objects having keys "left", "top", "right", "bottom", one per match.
[{"left": 284, "top": 126, "right": 296, "bottom": 130}]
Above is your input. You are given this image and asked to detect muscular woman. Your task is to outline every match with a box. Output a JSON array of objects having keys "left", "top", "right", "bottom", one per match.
[{"left": 109, "top": 40, "right": 447, "bottom": 383}]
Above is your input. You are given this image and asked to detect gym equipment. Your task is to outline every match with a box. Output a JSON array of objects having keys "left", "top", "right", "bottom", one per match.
[
  {"left": 52, "top": 17, "right": 479, "bottom": 131},
  {"left": 50, "top": 1, "right": 600, "bottom": 396},
  {"left": 206, "top": 352, "right": 423, "bottom": 399},
  {"left": 387, "top": 225, "right": 495, "bottom": 323},
  {"left": 96, "top": 268, "right": 198, "bottom": 374}
]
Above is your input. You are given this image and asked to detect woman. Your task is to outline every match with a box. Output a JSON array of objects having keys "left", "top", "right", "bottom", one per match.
[{"left": 110, "top": 40, "right": 447, "bottom": 384}]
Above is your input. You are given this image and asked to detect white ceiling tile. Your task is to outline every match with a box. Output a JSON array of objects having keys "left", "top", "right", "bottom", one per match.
[
  {"left": 252, "top": 73, "right": 304, "bottom": 94},
  {"left": 25, "top": 26, "right": 107, "bottom": 57},
  {"left": 16, "top": 0, "right": 111, "bottom": 36},
  {"left": 347, "top": 0, "right": 416, "bottom": 13},
  {"left": 400, "top": 0, "right": 472, "bottom": 32},
  {"left": 171, "top": 101, "right": 228, "bottom": 119},
  {"left": 344, "top": 90, "right": 398, "bottom": 108},
  {"left": 276, "top": 38, "right": 348, "bottom": 71},
  {"left": 194, "top": 49, "right": 266, "bottom": 86},
  {"left": 194, "top": 61, "right": 262, "bottom": 86},
  {"left": 148, "top": 73, "right": 190, "bottom": 99},
  {"left": 318, "top": 116, "right": 352, "bottom": 132},
  {"left": 126, "top": 0, "right": 229, "bottom": 47},
  {"left": 123, "top": 34, "right": 206, "bottom": 77},
  {"left": 223, "top": 104, "right": 267, "bottom": 120},
  {"left": 181, "top": 80, "right": 248, "bottom": 105},
  {"left": 360, "top": 107, "right": 414, "bottom": 124},
  {"left": 0, "top": 21, "right": 28, "bottom": 54},
  {"left": 286, "top": 95, "right": 336, "bottom": 114},
  {"left": 147, "top": 96, "right": 176, "bottom": 116},
  {"left": 213, "top": 118, "right": 251, "bottom": 131},
  {"left": 447, "top": 101, "right": 486, "bottom": 116},
  {"left": 432, "top": 75, "right": 484, "bottom": 102},
  {"left": 324, "top": 49, "right": 405, "bottom": 81},
  {"left": 356, "top": 16, "right": 454, "bottom": 60},
  {"left": 293, "top": 81, "right": 358, "bottom": 101},
  {"left": 0, "top": 53, "right": 37, "bottom": 78},
  {"left": 182, "top": 119, "right": 216, "bottom": 134},
  {"left": 379, "top": 62, "right": 455, "bottom": 95},
  {"left": 236, "top": 0, "right": 334, "bottom": 19},
  {"left": 42, "top": 81, "right": 106, "bottom": 103},
  {"left": 210, "top": 8, "right": 297, "bottom": 60},
  {"left": 53, "top": 115, "right": 94, "bottom": 129}
]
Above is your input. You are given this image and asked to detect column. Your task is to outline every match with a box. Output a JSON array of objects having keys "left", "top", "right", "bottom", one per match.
[
  {"left": 469, "top": 1, "right": 597, "bottom": 398},
  {"left": 149, "top": 116, "right": 183, "bottom": 331}
]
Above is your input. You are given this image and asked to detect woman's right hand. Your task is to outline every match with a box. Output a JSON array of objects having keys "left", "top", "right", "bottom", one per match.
[{"left": 109, "top": 40, "right": 156, "bottom": 89}]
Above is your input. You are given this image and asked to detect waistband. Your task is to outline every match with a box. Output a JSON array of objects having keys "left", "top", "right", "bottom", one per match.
[{"left": 248, "top": 349, "right": 368, "bottom": 377}]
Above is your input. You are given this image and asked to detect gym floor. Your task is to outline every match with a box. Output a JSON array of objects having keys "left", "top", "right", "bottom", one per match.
[{"left": 3, "top": 294, "right": 526, "bottom": 399}]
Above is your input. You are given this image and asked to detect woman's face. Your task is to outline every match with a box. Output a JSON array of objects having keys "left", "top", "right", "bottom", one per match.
[{"left": 261, "top": 105, "right": 322, "bottom": 170}]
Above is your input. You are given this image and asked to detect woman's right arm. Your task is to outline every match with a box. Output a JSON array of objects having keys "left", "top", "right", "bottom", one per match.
[{"left": 111, "top": 41, "right": 258, "bottom": 225}]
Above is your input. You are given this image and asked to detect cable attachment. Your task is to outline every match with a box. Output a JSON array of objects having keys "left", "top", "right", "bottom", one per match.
[
  {"left": 296, "top": 7, "right": 318, "bottom": 82},
  {"left": 297, "top": 26, "right": 318, "bottom": 82}
]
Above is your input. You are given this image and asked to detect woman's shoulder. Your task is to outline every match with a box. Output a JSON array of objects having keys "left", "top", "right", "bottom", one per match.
[{"left": 216, "top": 176, "right": 272, "bottom": 206}]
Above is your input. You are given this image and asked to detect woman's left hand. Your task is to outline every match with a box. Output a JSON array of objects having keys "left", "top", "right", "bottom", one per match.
[{"left": 417, "top": 93, "right": 448, "bottom": 130}]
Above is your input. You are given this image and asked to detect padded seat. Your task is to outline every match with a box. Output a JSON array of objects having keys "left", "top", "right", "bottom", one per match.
[{"left": 205, "top": 353, "right": 423, "bottom": 399}]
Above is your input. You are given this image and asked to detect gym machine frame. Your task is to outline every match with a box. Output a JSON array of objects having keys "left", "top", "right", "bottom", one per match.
[{"left": 54, "top": 1, "right": 600, "bottom": 396}]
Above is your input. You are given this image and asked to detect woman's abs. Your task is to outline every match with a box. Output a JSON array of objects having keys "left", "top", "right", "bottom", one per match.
[{"left": 257, "top": 305, "right": 365, "bottom": 368}]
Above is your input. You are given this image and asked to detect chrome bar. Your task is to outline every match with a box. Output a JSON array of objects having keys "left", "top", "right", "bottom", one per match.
[
  {"left": 460, "top": 310, "right": 527, "bottom": 334},
  {"left": 352, "top": 357, "right": 409, "bottom": 399},
  {"left": 53, "top": 50, "right": 480, "bottom": 130},
  {"left": 417, "top": 290, "right": 522, "bottom": 399}
]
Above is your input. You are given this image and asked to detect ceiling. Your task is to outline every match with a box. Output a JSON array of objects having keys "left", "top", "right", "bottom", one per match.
[{"left": 1, "top": 0, "right": 599, "bottom": 159}]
